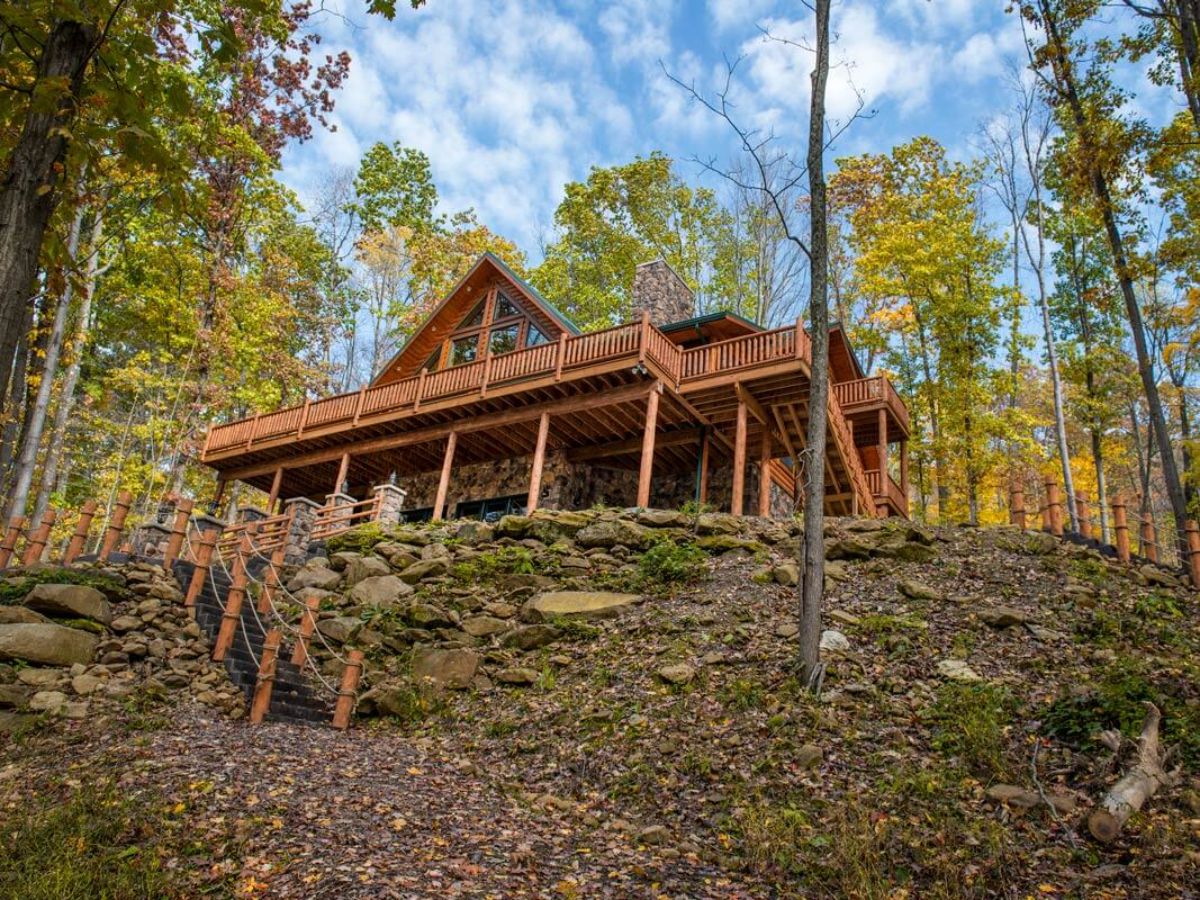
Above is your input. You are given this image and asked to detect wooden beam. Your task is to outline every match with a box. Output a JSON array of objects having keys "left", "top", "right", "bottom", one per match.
[
  {"left": 877, "top": 407, "right": 888, "bottom": 486},
  {"left": 527, "top": 413, "right": 550, "bottom": 513},
  {"left": 637, "top": 383, "right": 661, "bottom": 508},
  {"left": 333, "top": 453, "right": 351, "bottom": 494},
  {"left": 758, "top": 431, "right": 772, "bottom": 517},
  {"left": 266, "top": 466, "right": 284, "bottom": 513},
  {"left": 732, "top": 399, "right": 747, "bottom": 516},
  {"left": 698, "top": 431, "right": 710, "bottom": 505},
  {"left": 433, "top": 432, "right": 457, "bottom": 520},
  {"left": 770, "top": 405, "right": 798, "bottom": 463},
  {"left": 566, "top": 427, "right": 702, "bottom": 462},
  {"left": 734, "top": 382, "right": 769, "bottom": 425},
  {"left": 220, "top": 381, "right": 658, "bottom": 482}
]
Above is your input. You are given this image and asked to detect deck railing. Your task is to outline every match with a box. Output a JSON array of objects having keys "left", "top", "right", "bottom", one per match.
[
  {"left": 311, "top": 495, "right": 383, "bottom": 541},
  {"left": 865, "top": 468, "right": 907, "bottom": 515},
  {"left": 833, "top": 376, "right": 911, "bottom": 432},
  {"left": 217, "top": 512, "right": 292, "bottom": 561},
  {"left": 679, "top": 325, "right": 800, "bottom": 380}
]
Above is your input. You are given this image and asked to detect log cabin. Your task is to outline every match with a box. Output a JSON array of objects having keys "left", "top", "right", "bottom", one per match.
[{"left": 199, "top": 253, "right": 909, "bottom": 526}]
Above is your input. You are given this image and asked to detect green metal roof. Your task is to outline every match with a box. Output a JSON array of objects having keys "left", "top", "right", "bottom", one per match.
[{"left": 657, "top": 310, "right": 762, "bottom": 333}]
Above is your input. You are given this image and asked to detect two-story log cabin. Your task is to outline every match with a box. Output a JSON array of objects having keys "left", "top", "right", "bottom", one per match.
[{"left": 199, "top": 253, "right": 909, "bottom": 524}]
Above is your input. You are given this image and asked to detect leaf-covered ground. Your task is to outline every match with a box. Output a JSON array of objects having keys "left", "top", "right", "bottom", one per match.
[{"left": 3, "top": 521, "right": 1200, "bottom": 898}]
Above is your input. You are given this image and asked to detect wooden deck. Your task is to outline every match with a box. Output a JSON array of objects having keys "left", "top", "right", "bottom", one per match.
[{"left": 202, "top": 318, "right": 909, "bottom": 517}]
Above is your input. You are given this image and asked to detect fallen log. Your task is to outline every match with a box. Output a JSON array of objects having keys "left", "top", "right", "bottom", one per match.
[{"left": 1087, "top": 702, "right": 1180, "bottom": 843}]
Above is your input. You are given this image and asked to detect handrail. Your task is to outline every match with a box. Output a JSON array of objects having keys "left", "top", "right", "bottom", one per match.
[
  {"left": 311, "top": 494, "right": 383, "bottom": 541},
  {"left": 834, "top": 376, "right": 911, "bottom": 433}
]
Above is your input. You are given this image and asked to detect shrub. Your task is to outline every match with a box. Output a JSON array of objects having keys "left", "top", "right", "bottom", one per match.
[
  {"left": 451, "top": 547, "right": 534, "bottom": 582},
  {"left": 324, "top": 522, "right": 388, "bottom": 554},
  {"left": 0, "top": 569, "right": 127, "bottom": 606},
  {"left": 926, "top": 682, "right": 1014, "bottom": 777},
  {"left": 637, "top": 539, "right": 707, "bottom": 589}
]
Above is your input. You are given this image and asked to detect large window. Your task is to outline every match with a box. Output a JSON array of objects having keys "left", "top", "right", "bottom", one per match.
[
  {"left": 494, "top": 293, "right": 520, "bottom": 320},
  {"left": 427, "top": 288, "right": 551, "bottom": 371},
  {"left": 449, "top": 336, "right": 478, "bottom": 366},
  {"left": 489, "top": 324, "right": 520, "bottom": 356},
  {"left": 526, "top": 324, "right": 549, "bottom": 347}
]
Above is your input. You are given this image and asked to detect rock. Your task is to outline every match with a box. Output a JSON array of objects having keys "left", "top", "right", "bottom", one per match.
[
  {"left": 979, "top": 606, "right": 1028, "bottom": 629},
  {"left": 897, "top": 578, "right": 942, "bottom": 601},
  {"left": 824, "top": 561, "right": 849, "bottom": 582},
  {"left": 483, "top": 602, "right": 519, "bottom": 619},
  {"left": 17, "top": 667, "right": 64, "bottom": 687},
  {"left": 696, "top": 513, "right": 740, "bottom": 535},
  {"left": 28, "top": 690, "right": 68, "bottom": 713},
  {"left": 0, "top": 606, "right": 51, "bottom": 625},
  {"left": 347, "top": 574, "right": 413, "bottom": 608},
  {"left": 828, "top": 610, "right": 860, "bottom": 626},
  {"left": 775, "top": 622, "right": 800, "bottom": 639},
  {"left": 460, "top": 615, "right": 510, "bottom": 638},
  {"left": 637, "top": 509, "right": 689, "bottom": 528},
  {"left": 23, "top": 583, "right": 112, "bottom": 626},
  {"left": 398, "top": 557, "right": 449, "bottom": 584},
  {"left": 796, "top": 744, "right": 823, "bottom": 769},
  {"left": 825, "top": 537, "right": 873, "bottom": 560},
  {"left": 499, "top": 573, "right": 557, "bottom": 592},
  {"left": 937, "top": 659, "right": 982, "bottom": 682},
  {"left": 772, "top": 562, "right": 800, "bottom": 586},
  {"left": 406, "top": 603, "right": 455, "bottom": 629},
  {"left": 576, "top": 519, "right": 655, "bottom": 550},
  {"left": 0, "top": 623, "right": 98, "bottom": 667},
  {"left": 344, "top": 555, "right": 391, "bottom": 586},
  {"left": 501, "top": 624, "right": 561, "bottom": 651},
  {"left": 0, "top": 683, "right": 32, "bottom": 708},
  {"left": 1140, "top": 565, "right": 1179, "bottom": 588},
  {"left": 316, "top": 616, "right": 362, "bottom": 644},
  {"left": 656, "top": 663, "right": 695, "bottom": 685},
  {"left": 636, "top": 824, "right": 670, "bottom": 845},
  {"left": 412, "top": 648, "right": 479, "bottom": 690},
  {"left": 494, "top": 667, "right": 538, "bottom": 685},
  {"left": 287, "top": 564, "right": 343, "bottom": 592},
  {"left": 1025, "top": 623, "right": 1066, "bottom": 642},
  {"left": 71, "top": 672, "right": 103, "bottom": 695},
  {"left": 524, "top": 591, "right": 640, "bottom": 620},
  {"left": 819, "top": 629, "right": 850, "bottom": 652}
]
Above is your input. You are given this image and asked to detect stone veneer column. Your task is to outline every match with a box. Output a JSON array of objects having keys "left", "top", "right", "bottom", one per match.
[
  {"left": 237, "top": 505, "right": 269, "bottom": 524},
  {"left": 323, "top": 492, "right": 356, "bottom": 535},
  {"left": 372, "top": 483, "right": 407, "bottom": 525},
  {"left": 282, "top": 497, "right": 321, "bottom": 564},
  {"left": 632, "top": 258, "right": 695, "bottom": 326},
  {"left": 129, "top": 521, "right": 172, "bottom": 560}
]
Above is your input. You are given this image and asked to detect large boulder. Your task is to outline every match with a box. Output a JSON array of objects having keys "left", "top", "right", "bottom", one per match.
[
  {"left": 696, "top": 513, "right": 741, "bottom": 535},
  {"left": 412, "top": 648, "right": 479, "bottom": 690},
  {"left": 398, "top": 557, "right": 450, "bottom": 584},
  {"left": 23, "top": 583, "right": 112, "bottom": 626},
  {"left": 316, "top": 616, "right": 362, "bottom": 644},
  {"left": 524, "top": 590, "right": 640, "bottom": 620},
  {"left": 576, "top": 519, "right": 655, "bottom": 550},
  {"left": 0, "top": 606, "right": 51, "bottom": 625},
  {"left": 287, "top": 564, "right": 342, "bottom": 592},
  {"left": 344, "top": 555, "right": 391, "bottom": 587},
  {"left": 0, "top": 623, "right": 98, "bottom": 667},
  {"left": 347, "top": 574, "right": 413, "bottom": 608}
]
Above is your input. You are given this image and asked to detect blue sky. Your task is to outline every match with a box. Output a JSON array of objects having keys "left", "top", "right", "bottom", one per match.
[{"left": 281, "top": 0, "right": 1175, "bottom": 261}]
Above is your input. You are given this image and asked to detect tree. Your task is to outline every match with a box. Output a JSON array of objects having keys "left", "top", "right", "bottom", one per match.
[{"left": 351, "top": 142, "right": 439, "bottom": 234}]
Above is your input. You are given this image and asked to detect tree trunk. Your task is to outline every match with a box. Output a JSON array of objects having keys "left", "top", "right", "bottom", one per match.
[
  {"left": 0, "top": 303, "right": 34, "bottom": 487},
  {"left": 1091, "top": 425, "right": 1110, "bottom": 543},
  {"left": 798, "top": 0, "right": 831, "bottom": 691},
  {"left": 0, "top": 16, "right": 97, "bottom": 415}
]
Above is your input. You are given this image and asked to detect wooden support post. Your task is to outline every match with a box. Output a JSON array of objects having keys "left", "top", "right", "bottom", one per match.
[
  {"left": 1140, "top": 516, "right": 1158, "bottom": 564},
  {"left": 731, "top": 399, "right": 747, "bottom": 516},
  {"left": 758, "top": 433, "right": 772, "bottom": 518},
  {"left": 185, "top": 528, "right": 219, "bottom": 608},
  {"left": 899, "top": 439, "right": 908, "bottom": 502},
  {"left": 99, "top": 490, "right": 133, "bottom": 561},
  {"left": 266, "top": 467, "right": 284, "bottom": 514},
  {"left": 1185, "top": 520, "right": 1200, "bottom": 590},
  {"left": 698, "top": 432, "right": 710, "bottom": 506},
  {"left": 1010, "top": 484, "right": 1025, "bottom": 529},
  {"left": 1044, "top": 477, "right": 1063, "bottom": 537},
  {"left": 291, "top": 596, "right": 321, "bottom": 667},
  {"left": 877, "top": 408, "right": 888, "bottom": 488},
  {"left": 21, "top": 510, "right": 56, "bottom": 566},
  {"left": 211, "top": 479, "right": 227, "bottom": 515},
  {"left": 249, "top": 628, "right": 282, "bottom": 725},
  {"left": 334, "top": 453, "right": 351, "bottom": 495},
  {"left": 637, "top": 386, "right": 660, "bottom": 509},
  {"left": 0, "top": 517, "right": 27, "bottom": 569},
  {"left": 527, "top": 412, "right": 550, "bottom": 513},
  {"left": 332, "top": 649, "right": 365, "bottom": 731},
  {"left": 256, "top": 545, "right": 286, "bottom": 614},
  {"left": 162, "top": 498, "right": 195, "bottom": 570},
  {"left": 1076, "top": 493, "right": 1091, "bottom": 540},
  {"left": 1112, "top": 495, "right": 1131, "bottom": 564},
  {"left": 213, "top": 535, "right": 250, "bottom": 661},
  {"left": 63, "top": 500, "right": 98, "bottom": 565},
  {"left": 433, "top": 432, "right": 457, "bottom": 520}
]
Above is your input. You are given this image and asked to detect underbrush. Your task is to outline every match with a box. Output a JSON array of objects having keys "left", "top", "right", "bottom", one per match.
[
  {"left": 324, "top": 522, "right": 388, "bottom": 554},
  {"left": 925, "top": 682, "right": 1015, "bottom": 777},
  {"left": 637, "top": 539, "right": 707, "bottom": 592},
  {"left": 451, "top": 547, "right": 535, "bottom": 582}
]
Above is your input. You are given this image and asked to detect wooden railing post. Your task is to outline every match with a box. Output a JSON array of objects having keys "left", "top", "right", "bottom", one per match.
[
  {"left": 414, "top": 367, "right": 427, "bottom": 411},
  {"left": 637, "top": 309, "right": 650, "bottom": 365},
  {"left": 21, "top": 509, "right": 56, "bottom": 566},
  {"left": 1184, "top": 520, "right": 1200, "bottom": 589},
  {"left": 795, "top": 316, "right": 804, "bottom": 359},
  {"left": 291, "top": 596, "right": 321, "bottom": 667},
  {"left": 1140, "top": 516, "right": 1158, "bottom": 564},
  {"left": 256, "top": 545, "right": 286, "bottom": 614},
  {"left": 99, "top": 490, "right": 133, "bottom": 561},
  {"left": 0, "top": 516, "right": 27, "bottom": 570},
  {"left": 63, "top": 500, "right": 98, "bottom": 565},
  {"left": 249, "top": 628, "right": 282, "bottom": 724},
  {"left": 162, "top": 498, "right": 195, "bottom": 570},
  {"left": 1076, "top": 493, "right": 1091, "bottom": 540},
  {"left": 332, "top": 649, "right": 365, "bottom": 730},
  {"left": 213, "top": 535, "right": 251, "bottom": 661},
  {"left": 1044, "top": 477, "right": 1063, "bottom": 537},
  {"left": 555, "top": 333, "right": 567, "bottom": 381},
  {"left": 185, "top": 528, "right": 220, "bottom": 608},
  {"left": 1112, "top": 496, "right": 1131, "bottom": 564},
  {"left": 1010, "top": 484, "right": 1025, "bottom": 529}
]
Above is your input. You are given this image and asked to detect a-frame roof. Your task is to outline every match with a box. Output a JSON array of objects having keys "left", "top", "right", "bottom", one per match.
[{"left": 371, "top": 253, "right": 580, "bottom": 386}]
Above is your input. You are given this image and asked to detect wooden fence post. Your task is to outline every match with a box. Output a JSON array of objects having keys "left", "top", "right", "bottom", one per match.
[
  {"left": 213, "top": 535, "right": 251, "bottom": 661},
  {"left": 1045, "top": 478, "right": 1063, "bottom": 537},
  {"left": 1010, "top": 484, "right": 1025, "bottom": 529},
  {"left": 1076, "top": 493, "right": 1091, "bottom": 540},
  {"left": 1112, "top": 496, "right": 1131, "bottom": 564},
  {"left": 332, "top": 649, "right": 364, "bottom": 731},
  {"left": 63, "top": 500, "right": 98, "bottom": 565},
  {"left": 0, "top": 516, "right": 28, "bottom": 569},
  {"left": 256, "top": 545, "right": 286, "bottom": 614},
  {"left": 21, "top": 510, "right": 56, "bottom": 566},
  {"left": 291, "top": 596, "right": 321, "bottom": 667},
  {"left": 249, "top": 628, "right": 282, "bottom": 724},
  {"left": 162, "top": 498, "right": 195, "bottom": 570},
  {"left": 184, "top": 528, "right": 219, "bottom": 609},
  {"left": 1140, "top": 516, "right": 1158, "bottom": 564},
  {"left": 1185, "top": 520, "right": 1200, "bottom": 590},
  {"left": 99, "top": 490, "right": 133, "bottom": 561}
]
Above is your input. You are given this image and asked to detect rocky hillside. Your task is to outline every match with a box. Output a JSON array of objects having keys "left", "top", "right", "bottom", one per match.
[{"left": 2, "top": 508, "right": 1199, "bottom": 898}]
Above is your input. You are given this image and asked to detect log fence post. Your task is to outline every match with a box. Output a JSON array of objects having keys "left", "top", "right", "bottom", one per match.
[
  {"left": 185, "top": 528, "right": 220, "bottom": 609},
  {"left": 1111, "top": 496, "right": 1130, "bottom": 564},
  {"left": 1140, "top": 516, "right": 1158, "bottom": 564},
  {"left": 0, "top": 517, "right": 26, "bottom": 569},
  {"left": 1044, "top": 477, "right": 1063, "bottom": 537},
  {"left": 291, "top": 596, "right": 321, "bottom": 667},
  {"left": 21, "top": 510, "right": 56, "bottom": 566},
  {"left": 213, "top": 535, "right": 251, "bottom": 661},
  {"left": 99, "top": 490, "right": 133, "bottom": 561},
  {"left": 332, "top": 649, "right": 364, "bottom": 731},
  {"left": 63, "top": 500, "right": 99, "bottom": 565},
  {"left": 162, "top": 498, "right": 195, "bottom": 570},
  {"left": 1185, "top": 520, "right": 1200, "bottom": 590},
  {"left": 1076, "top": 493, "right": 1091, "bottom": 540},
  {"left": 256, "top": 545, "right": 286, "bottom": 614},
  {"left": 249, "top": 628, "right": 282, "bottom": 724},
  {"left": 1010, "top": 484, "right": 1025, "bottom": 529}
]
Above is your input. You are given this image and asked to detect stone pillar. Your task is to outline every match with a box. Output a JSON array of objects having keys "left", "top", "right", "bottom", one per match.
[
  {"left": 130, "top": 522, "right": 172, "bottom": 560},
  {"left": 372, "top": 483, "right": 407, "bottom": 526},
  {"left": 632, "top": 259, "right": 694, "bottom": 326},
  {"left": 283, "top": 497, "right": 321, "bottom": 564},
  {"left": 238, "top": 505, "right": 269, "bottom": 524}
]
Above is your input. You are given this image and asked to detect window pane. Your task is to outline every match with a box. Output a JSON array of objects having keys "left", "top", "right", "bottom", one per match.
[
  {"left": 494, "top": 293, "right": 520, "bottom": 320},
  {"left": 423, "top": 349, "right": 440, "bottom": 371},
  {"left": 459, "top": 301, "right": 485, "bottom": 328},
  {"left": 489, "top": 325, "right": 519, "bottom": 356},
  {"left": 526, "top": 324, "right": 549, "bottom": 347},
  {"left": 450, "top": 336, "right": 478, "bottom": 366}
]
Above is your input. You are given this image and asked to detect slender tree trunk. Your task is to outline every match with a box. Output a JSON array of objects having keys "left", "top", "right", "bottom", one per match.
[
  {"left": 1091, "top": 423, "right": 1110, "bottom": 542},
  {"left": 912, "top": 303, "right": 947, "bottom": 517},
  {"left": 798, "top": 0, "right": 831, "bottom": 691},
  {"left": 0, "top": 304, "right": 34, "bottom": 486},
  {"left": 32, "top": 203, "right": 104, "bottom": 524},
  {"left": 0, "top": 16, "right": 97, "bottom": 413}
]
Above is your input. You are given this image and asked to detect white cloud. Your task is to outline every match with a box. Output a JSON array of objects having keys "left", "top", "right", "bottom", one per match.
[
  {"left": 708, "top": 0, "right": 774, "bottom": 32},
  {"left": 597, "top": 0, "right": 674, "bottom": 66}
]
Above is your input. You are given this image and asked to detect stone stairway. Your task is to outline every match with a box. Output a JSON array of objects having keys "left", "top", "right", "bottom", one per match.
[{"left": 172, "top": 558, "right": 332, "bottom": 725}]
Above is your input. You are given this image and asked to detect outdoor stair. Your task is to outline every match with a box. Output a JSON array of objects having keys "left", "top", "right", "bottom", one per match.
[{"left": 172, "top": 558, "right": 332, "bottom": 725}]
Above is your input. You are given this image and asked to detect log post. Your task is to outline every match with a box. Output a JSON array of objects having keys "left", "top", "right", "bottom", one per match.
[
  {"left": 291, "top": 596, "right": 321, "bottom": 667},
  {"left": 1088, "top": 703, "right": 1179, "bottom": 843},
  {"left": 63, "top": 500, "right": 98, "bottom": 565},
  {"left": 732, "top": 399, "right": 747, "bottom": 516},
  {"left": 1046, "top": 478, "right": 1063, "bottom": 537},
  {"left": 526, "top": 412, "right": 551, "bottom": 513},
  {"left": 334, "top": 453, "right": 351, "bottom": 495},
  {"left": 1185, "top": 520, "right": 1200, "bottom": 590},
  {"left": 162, "top": 498, "right": 195, "bottom": 570},
  {"left": 266, "top": 467, "right": 284, "bottom": 514},
  {"left": 256, "top": 545, "right": 286, "bottom": 614},
  {"left": 1112, "top": 495, "right": 1131, "bottom": 564},
  {"left": 0, "top": 517, "right": 28, "bottom": 569},
  {"left": 636, "top": 386, "right": 660, "bottom": 509},
  {"left": 99, "top": 490, "right": 133, "bottom": 561},
  {"left": 332, "top": 649, "right": 365, "bottom": 731},
  {"left": 213, "top": 535, "right": 251, "bottom": 661},
  {"left": 1141, "top": 516, "right": 1158, "bottom": 564},
  {"left": 1010, "top": 484, "right": 1025, "bottom": 529},
  {"left": 758, "top": 432, "right": 772, "bottom": 518},
  {"left": 249, "top": 628, "right": 282, "bottom": 725},
  {"left": 1040, "top": 482, "right": 1052, "bottom": 533},
  {"left": 185, "top": 528, "right": 220, "bottom": 609},
  {"left": 21, "top": 510, "right": 56, "bottom": 566},
  {"left": 1076, "top": 492, "right": 1091, "bottom": 540},
  {"left": 433, "top": 431, "right": 458, "bottom": 520}
]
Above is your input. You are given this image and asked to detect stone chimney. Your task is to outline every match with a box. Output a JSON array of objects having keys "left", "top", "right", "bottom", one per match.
[{"left": 632, "top": 258, "right": 694, "bottom": 326}]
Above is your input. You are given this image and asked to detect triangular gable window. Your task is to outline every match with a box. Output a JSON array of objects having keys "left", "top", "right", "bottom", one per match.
[
  {"left": 459, "top": 300, "right": 486, "bottom": 329},
  {"left": 494, "top": 293, "right": 520, "bottom": 321}
]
